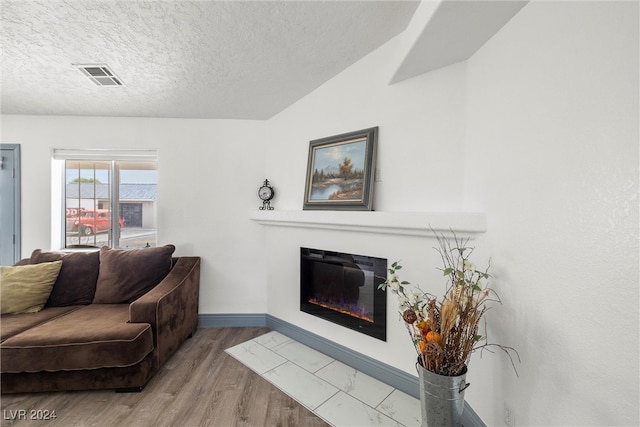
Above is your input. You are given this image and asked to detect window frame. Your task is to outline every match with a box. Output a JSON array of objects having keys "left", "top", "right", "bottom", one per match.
[{"left": 52, "top": 149, "right": 157, "bottom": 250}]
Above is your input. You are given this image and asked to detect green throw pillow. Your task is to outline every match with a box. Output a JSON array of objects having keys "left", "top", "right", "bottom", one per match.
[{"left": 0, "top": 261, "right": 63, "bottom": 314}]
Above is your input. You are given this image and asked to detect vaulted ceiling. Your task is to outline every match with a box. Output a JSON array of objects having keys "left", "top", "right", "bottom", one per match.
[{"left": 0, "top": 1, "right": 527, "bottom": 120}]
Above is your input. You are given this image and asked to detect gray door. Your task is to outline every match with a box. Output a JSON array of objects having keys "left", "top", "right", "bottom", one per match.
[{"left": 0, "top": 144, "right": 21, "bottom": 265}]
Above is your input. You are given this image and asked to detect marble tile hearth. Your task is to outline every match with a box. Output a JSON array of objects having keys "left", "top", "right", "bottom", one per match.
[{"left": 226, "top": 331, "right": 421, "bottom": 426}]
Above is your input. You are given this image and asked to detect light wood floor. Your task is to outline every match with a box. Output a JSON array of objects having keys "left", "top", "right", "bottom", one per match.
[{"left": 1, "top": 327, "right": 329, "bottom": 427}]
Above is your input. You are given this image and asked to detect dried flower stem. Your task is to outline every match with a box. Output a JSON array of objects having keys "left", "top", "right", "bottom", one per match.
[{"left": 379, "top": 228, "right": 520, "bottom": 377}]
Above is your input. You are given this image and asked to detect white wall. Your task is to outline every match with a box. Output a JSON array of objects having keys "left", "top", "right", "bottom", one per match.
[
  {"left": 0, "top": 115, "right": 270, "bottom": 315},
  {"left": 265, "top": 46, "right": 468, "bottom": 213},
  {"left": 262, "top": 1, "right": 639, "bottom": 426},
  {"left": 463, "top": 2, "right": 639, "bottom": 425},
  {"left": 261, "top": 9, "right": 472, "bottom": 380},
  {"left": 1, "top": 1, "right": 637, "bottom": 425}
]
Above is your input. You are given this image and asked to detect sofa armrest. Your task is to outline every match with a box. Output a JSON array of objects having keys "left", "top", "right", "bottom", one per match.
[{"left": 129, "top": 256, "right": 200, "bottom": 368}]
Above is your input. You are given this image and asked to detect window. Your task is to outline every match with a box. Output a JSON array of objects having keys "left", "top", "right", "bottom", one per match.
[{"left": 53, "top": 149, "right": 157, "bottom": 249}]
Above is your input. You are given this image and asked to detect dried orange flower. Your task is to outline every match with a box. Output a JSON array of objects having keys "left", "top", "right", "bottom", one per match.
[
  {"left": 425, "top": 331, "right": 441, "bottom": 343},
  {"left": 416, "top": 320, "right": 430, "bottom": 331}
]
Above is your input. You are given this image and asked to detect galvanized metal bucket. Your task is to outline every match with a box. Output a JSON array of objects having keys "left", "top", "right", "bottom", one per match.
[{"left": 417, "top": 363, "right": 469, "bottom": 427}]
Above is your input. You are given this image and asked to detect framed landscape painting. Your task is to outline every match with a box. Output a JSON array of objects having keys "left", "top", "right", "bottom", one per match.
[{"left": 303, "top": 127, "right": 378, "bottom": 210}]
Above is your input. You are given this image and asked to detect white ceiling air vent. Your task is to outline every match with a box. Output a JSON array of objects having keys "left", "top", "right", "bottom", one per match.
[{"left": 75, "top": 64, "right": 124, "bottom": 87}]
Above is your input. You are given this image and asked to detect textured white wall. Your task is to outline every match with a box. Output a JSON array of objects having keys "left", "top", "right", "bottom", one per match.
[
  {"left": 261, "top": 18, "right": 471, "bottom": 381},
  {"left": 262, "top": 1, "right": 639, "bottom": 425},
  {"left": 463, "top": 2, "right": 639, "bottom": 425},
  {"left": 0, "top": 116, "right": 270, "bottom": 315}
]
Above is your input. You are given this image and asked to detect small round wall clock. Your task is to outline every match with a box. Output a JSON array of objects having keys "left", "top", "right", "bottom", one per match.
[{"left": 258, "top": 179, "right": 275, "bottom": 210}]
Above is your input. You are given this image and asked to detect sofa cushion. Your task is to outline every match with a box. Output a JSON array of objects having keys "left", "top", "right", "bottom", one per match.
[
  {"left": 0, "top": 305, "right": 154, "bottom": 373},
  {"left": 30, "top": 249, "right": 100, "bottom": 307},
  {"left": 0, "top": 306, "right": 82, "bottom": 342},
  {"left": 0, "top": 261, "right": 63, "bottom": 315},
  {"left": 92, "top": 245, "right": 175, "bottom": 304}
]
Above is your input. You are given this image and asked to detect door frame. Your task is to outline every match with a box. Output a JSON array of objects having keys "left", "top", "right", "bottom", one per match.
[{"left": 1, "top": 144, "right": 21, "bottom": 264}]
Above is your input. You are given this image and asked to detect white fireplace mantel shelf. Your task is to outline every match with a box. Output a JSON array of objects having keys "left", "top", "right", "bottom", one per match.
[{"left": 249, "top": 210, "right": 486, "bottom": 236}]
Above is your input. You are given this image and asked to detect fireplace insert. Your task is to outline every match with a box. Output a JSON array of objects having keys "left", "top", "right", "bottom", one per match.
[{"left": 300, "top": 247, "right": 387, "bottom": 341}]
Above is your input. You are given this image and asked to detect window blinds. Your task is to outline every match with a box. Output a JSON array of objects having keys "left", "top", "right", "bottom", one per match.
[{"left": 52, "top": 149, "right": 158, "bottom": 162}]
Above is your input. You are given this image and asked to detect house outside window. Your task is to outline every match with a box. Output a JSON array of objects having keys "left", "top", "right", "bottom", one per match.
[{"left": 53, "top": 149, "right": 157, "bottom": 249}]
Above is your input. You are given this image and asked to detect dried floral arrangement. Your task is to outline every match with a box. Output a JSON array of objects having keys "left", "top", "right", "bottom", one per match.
[{"left": 379, "top": 231, "right": 519, "bottom": 377}]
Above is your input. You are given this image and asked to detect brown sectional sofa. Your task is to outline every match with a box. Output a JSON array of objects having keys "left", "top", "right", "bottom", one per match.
[{"left": 0, "top": 245, "right": 200, "bottom": 394}]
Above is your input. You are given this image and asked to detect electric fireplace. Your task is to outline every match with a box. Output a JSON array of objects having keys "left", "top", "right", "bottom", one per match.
[{"left": 300, "top": 247, "right": 387, "bottom": 341}]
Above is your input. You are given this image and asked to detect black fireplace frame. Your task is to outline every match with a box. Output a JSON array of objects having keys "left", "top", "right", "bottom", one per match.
[{"left": 300, "top": 247, "right": 387, "bottom": 341}]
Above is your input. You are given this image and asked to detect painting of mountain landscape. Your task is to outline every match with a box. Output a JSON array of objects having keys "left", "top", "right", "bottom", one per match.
[
  {"left": 303, "top": 127, "right": 377, "bottom": 211},
  {"left": 309, "top": 138, "right": 366, "bottom": 202}
]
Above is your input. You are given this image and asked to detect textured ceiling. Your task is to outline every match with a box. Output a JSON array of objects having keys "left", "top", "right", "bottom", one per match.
[{"left": 1, "top": 1, "right": 420, "bottom": 119}]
